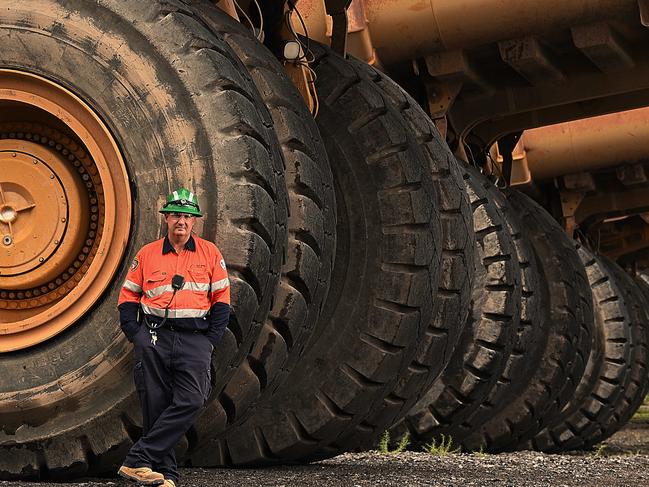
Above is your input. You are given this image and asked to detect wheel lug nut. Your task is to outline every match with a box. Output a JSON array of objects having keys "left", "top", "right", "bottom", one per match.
[{"left": 2, "top": 235, "right": 11, "bottom": 246}]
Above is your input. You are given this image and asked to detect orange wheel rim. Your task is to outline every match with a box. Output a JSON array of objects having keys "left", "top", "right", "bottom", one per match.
[{"left": 0, "top": 69, "right": 131, "bottom": 352}]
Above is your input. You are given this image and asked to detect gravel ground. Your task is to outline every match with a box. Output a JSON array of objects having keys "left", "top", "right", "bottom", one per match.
[{"left": 2, "top": 423, "right": 648, "bottom": 487}]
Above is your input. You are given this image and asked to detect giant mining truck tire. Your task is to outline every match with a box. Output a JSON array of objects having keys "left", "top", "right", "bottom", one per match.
[
  {"left": 580, "top": 258, "right": 649, "bottom": 448},
  {"left": 459, "top": 190, "right": 593, "bottom": 452},
  {"left": 635, "top": 272, "right": 649, "bottom": 302},
  {"left": 0, "top": 1, "right": 289, "bottom": 479},
  {"left": 446, "top": 178, "right": 544, "bottom": 449},
  {"left": 189, "top": 42, "right": 445, "bottom": 466},
  {"left": 393, "top": 166, "right": 521, "bottom": 449},
  {"left": 171, "top": 3, "right": 336, "bottom": 453},
  {"left": 321, "top": 57, "right": 476, "bottom": 454},
  {"left": 529, "top": 245, "right": 632, "bottom": 452}
]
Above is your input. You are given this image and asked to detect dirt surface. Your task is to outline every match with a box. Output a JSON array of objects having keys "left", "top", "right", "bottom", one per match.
[{"left": 2, "top": 423, "right": 648, "bottom": 487}]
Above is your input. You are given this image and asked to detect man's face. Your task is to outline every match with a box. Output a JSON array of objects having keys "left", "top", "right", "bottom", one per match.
[{"left": 165, "top": 212, "right": 196, "bottom": 239}]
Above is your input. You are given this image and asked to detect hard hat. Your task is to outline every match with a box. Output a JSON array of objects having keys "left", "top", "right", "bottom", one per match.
[{"left": 159, "top": 188, "right": 203, "bottom": 217}]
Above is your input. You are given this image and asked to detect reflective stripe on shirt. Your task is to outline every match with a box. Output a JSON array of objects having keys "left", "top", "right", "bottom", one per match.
[
  {"left": 140, "top": 304, "right": 209, "bottom": 318},
  {"left": 123, "top": 280, "right": 143, "bottom": 294},
  {"left": 210, "top": 277, "right": 230, "bottom": 292},
  {"left": 144, "top": 281, "right": 211, "bottom": 298}
]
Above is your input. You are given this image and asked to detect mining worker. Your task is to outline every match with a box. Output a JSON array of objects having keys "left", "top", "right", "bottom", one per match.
[{"left": 116, "top": 188, "right": 230, "bottom": 487}]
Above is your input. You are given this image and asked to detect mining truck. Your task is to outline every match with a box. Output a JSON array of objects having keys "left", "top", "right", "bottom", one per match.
[{"left": 2, "top": 0, "right": 649, "bottom": 479}]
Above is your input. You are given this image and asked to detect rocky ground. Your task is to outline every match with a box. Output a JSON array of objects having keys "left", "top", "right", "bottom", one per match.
[{"left": 2, "top": 422, "right": 648, "bottom": 487}]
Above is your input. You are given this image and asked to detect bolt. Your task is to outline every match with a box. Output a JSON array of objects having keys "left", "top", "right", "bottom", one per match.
[
  {"left": 2, "top": 235, "right": 11, "bottom": 246},
  {"left": 54, "top": 240, "right": 59, "bottom": 244},
  {"left": 11, "top": 153, "right": 15, "bottom": 157},
  {"left": 61, "top": 218, "right": 66, "bottom": 223},
  {"left": 39, "top": 257, "right": 44, "bottom": 262},
  {"left": 50, "top": 174, "right": 54, "bottom": 179},
  {"left": 33, "top": 159, "right": 38, "bottom": 164}
]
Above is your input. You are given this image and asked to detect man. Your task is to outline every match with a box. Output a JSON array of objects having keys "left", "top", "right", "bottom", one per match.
[{"left": 117, "top": 188, "right": 230, "bottom": 487}]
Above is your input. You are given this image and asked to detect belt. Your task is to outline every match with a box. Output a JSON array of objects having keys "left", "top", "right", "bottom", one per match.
[
  {"left": 142, "top": 312, "right": 205, "bottom": 333},
  {"left": 165, "top": 323, "right": 205, "bottom": 334}
]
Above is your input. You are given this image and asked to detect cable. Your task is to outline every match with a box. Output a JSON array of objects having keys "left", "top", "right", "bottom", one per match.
[
  {"left": 286, "top": 2, "right": 314, "bottom": 62},
  {"left": 232, "top": 0, "right": 255, "bottom": 37},
  {"left": 233, "top": 0, "right": 264, "bottom": 41},
  {"left": 305, "top": 63, "right": 320, "bottom": 117},
  {"left": 283, "top": 2, "right": 319, "bottom": 117},
  {"left": 464, "top": 142, "right": 477, "bottom": 167},
  {"left": 485, "top": 149, "right": 508, "bottom": 188},
  {"left": 252, "top": 0, "right": 264, "bottom": 42}
]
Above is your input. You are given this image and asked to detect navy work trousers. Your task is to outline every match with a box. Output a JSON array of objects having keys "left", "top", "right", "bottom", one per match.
[{"left": 123, "top": 325, "right": 213, "bottom": 483}]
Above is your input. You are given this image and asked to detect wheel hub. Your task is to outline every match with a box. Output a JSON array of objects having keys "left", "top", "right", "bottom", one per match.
[
  {"left": 0, "top": 69, "right": 130, "bottom": 351},
  {"left": 1, "top": 143, "right": 69, "bottom": 284},
  {"left": 0, "top": 131, "right": 98, "bottom": 299}
]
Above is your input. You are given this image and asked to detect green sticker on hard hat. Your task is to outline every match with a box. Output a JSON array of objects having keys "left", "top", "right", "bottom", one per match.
[{"left": 159, "top": 187, "right": 203, "bottom": 217}]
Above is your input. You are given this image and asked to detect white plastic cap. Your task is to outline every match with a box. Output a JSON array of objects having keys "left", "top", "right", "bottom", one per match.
[{"left": 283, "top": 40, "right": 304, "bottom": 61}]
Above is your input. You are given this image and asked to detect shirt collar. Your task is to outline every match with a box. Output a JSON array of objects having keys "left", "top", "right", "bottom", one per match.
[{"left": 162, "top": 235, "right": 196, "bottom": 254}]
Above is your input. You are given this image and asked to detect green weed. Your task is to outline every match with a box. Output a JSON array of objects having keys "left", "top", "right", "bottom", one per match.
[
  {"left": 631, "top": 397, "right": 649, "bottom": 423},
  {"left": 378, "top": 430, "right": 390, "bottom": 453},
  {"left": 377, "top": 431, "right": 410, "bottom": 454},
  {"left": 473, "top": 444, "right": 487, "bottom": 457},
  {"left": 423, "top": 434, "right": 461, "bottom": 455},
  {"left": 592, "top": 442, "right": 608, "bottom": 457}
]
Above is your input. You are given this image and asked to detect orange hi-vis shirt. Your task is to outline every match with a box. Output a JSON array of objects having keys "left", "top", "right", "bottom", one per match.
[{"left": 117, "top": 235, "right": 230, "bottom": 345}]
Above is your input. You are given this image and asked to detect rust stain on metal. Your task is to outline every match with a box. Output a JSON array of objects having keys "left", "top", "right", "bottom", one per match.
[{"left": 408, "top": 0, "right": 429, "bottom": 11}]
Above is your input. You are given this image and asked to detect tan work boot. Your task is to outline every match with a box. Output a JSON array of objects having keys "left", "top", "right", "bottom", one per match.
[
  {"left": 162, "top": 479, "right": 176, "bottom": 487},
  {"left": 118, "top": 465, "right": 165, "bottom": 485}
]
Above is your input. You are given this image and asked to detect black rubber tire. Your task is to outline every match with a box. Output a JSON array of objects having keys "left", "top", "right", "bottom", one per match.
[
  {"left": 317, "top": 56, "right": 475, "bottom": 453},
  {"left": 395, "top": 166, "right": 520, "bottom": 448},
  {"left": 581, "top": 259, "right": 649, "bottom": 447},
  {"left": 448, "top": 180, "right": 544, "bottom": 448},
  {"left": 530, "top": 245, "right": 629, "bottom": 452},
  {"left": 190, "top": 42, "right": 444, "bottom": 466},
  {"left": 635, "top": 273, "right": 649, "bottom": 303},
  {"left": 458, "top": 190, "right": 593, "bottom": 452},
  {"left": 0, "top": 1, "right": 288, "bottom": 479},
  {"left": 175, "top": 4, "right": 336, "bottom": 457}
]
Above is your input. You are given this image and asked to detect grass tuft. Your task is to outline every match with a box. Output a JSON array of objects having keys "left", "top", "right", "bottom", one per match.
[
  {"left": 423, "top": 434, "right": 461, "bottom": 455},
  {"left": 377, "top": 431, "right": 410, "bottom": 454},
  {"left": 592, "top": 443, "right": 608, "bottom": 457},
  {"left": 378, "top": 431, "right": 390, "bottom": 453},
  {"left": 473, "top": 444, "right": 487, "bottom": 457},
  {"left": 630, "top": 396, "right": 649, "bottom": 423}
]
